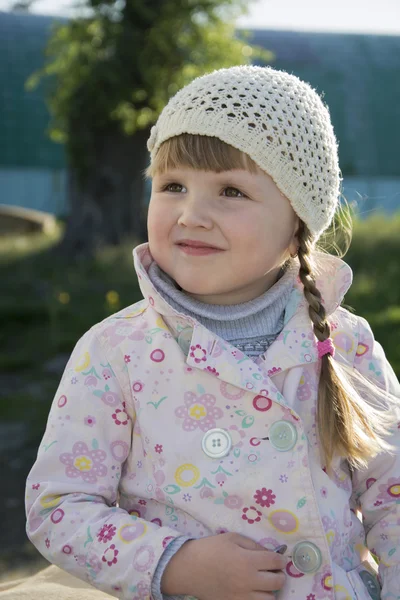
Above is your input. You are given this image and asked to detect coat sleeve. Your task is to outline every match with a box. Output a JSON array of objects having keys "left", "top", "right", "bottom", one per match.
[
  {"left": 350, "top": 316, "right": 400, "bottom": 599},
  {"left": 25, "top": 326, "right": 184, "bottom": 599}
]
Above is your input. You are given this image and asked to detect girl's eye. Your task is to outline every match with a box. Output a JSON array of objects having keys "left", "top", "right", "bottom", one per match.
[
  {"left": 222, "top": 187, "right": 246, "bottom": 198},
  {"left": 163, "top": 183, "right": 186, "bottom": 193}
]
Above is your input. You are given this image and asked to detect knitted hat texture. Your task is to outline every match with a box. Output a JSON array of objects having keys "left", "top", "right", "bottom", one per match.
[{"left": 147, "top": 65, "right": 341, "bottom": 239}]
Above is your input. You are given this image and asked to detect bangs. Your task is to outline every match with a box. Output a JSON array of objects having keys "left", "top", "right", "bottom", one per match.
[{"left": 145, "top": 134, "right": 259, "bottom": 177}]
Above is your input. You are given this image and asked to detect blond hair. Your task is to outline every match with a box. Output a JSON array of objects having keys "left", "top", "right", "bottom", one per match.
[{"left": 146, "top": 134, "right": 396, "bottom": 470}]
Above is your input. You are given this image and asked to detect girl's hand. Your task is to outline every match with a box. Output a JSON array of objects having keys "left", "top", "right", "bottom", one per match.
[{"left": 161, "top": 532, "right": 287, "bottom": 600}]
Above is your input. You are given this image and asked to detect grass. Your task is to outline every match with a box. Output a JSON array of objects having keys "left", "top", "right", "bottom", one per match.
[{"left": 1, "top": 213, "right": 400, "bottom": 435}]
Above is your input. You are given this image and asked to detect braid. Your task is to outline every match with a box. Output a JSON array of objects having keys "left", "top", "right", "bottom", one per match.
[{"left": 296, "top": 222, "right": 394, "bottom": 471}]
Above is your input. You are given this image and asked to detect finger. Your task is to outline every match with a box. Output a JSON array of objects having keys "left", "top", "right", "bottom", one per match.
[
  {"left": 254, "top": 569, "right": 286, "bottom": 592},
  {"left": 253, "top": 550, "right": 288, "bottom": 572},
  {"left": 234, "top": 533, "right": 268, "bottom": 551}
]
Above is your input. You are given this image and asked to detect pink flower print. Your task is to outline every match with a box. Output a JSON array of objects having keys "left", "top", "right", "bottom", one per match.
[
  {"left": 175, "top": 391, "right": 223, "bottom": 432},
  {"left": 254, "top": 488, "right": 276, "bottom": 508},
  {"left": 242, "top": 506, "right": 262, "bottom": 525},
  {"left": 112, "top": 402, "right": 130, "bottom": 426},
  {"left": 377, "top": 478, "right": 400, "bottom": 504},
  {"left": 183, "top": 365, "right": 195, "bottom": 375},
  {"left": 102, "top": 368, "right": 112, "bottom": 381},
  {"left": 200, "top": 487, "right": 214, "bottom": 499},
  {"left": 307, "top": 595, "right": 316, "bottom": 600},
  {"left": 374, "top": 500, "right": 383, "bottom": 507},
  {"left": 102, "top": 543, "right": 119, "bottom": 566},
  {"left": 97, "top": 524, "right": 116, "bottom": 543},
  {"left": 84, "top": 375, "right": 98, "bottom": 388},
  {"left": 62, "top": 545, "right": 73, "bottom": 555},
  {"left": 268, "top": 367, "right": 282, "bottom": 377},
  {"left": 215, "top": 472, "right": 227, "bottom": 487},
  {"left": 84, "top": 415, "right": 96, "bottom": 427},
  {"left": 297, "top": 371, "right": 312, "bottom": 401},
  {"left": 132, "top": 380, "right": 144, "bottom": 393},
  {"left": 224, "top": 494, "right": 243, "bottom": 509},
  {"left": 101, "top": 390, "right": 120, "bottom": 407},
  {"left": 155, "top": 444, "right": 163, "bottom": 454},
  {"left": 124, "top": 355, "right": 131, "bottom": 363},
  {"left": 312, "top": 566, "right": 333, "bottom": 598},
  {"left": 190, "top": 344, "right": 207, "bottom": 364},
  {"left": 59, "top": 441, "right": 107, "bottom": 483},
  {"left": 45, "top": 538, "right": 50, "bottom": 548},
  {"left": 32, "top": 483, "right": 40, "bottom": 490},
  {"left": 138, "top": 499, "right": 147, "bottom": 505},
  {"left": 103, "top": 322, "right": 134, "bottom": 348},
  {"left": 204, "top": 366, "right": 219, "bottom": 377}
]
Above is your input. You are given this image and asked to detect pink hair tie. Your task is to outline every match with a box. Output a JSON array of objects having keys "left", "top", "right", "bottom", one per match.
[{"left": 317, "top": 338, "right": 335, "bottom": 359}]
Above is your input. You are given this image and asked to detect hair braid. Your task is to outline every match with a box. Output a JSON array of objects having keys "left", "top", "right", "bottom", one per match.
[{"left": 297, "top": 222, "right": 395, "bottom": 471}]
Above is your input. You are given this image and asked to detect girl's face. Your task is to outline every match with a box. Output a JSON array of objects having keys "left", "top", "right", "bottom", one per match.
[{"left": 147, "top": 166, "right": 299, "bottom": 305}]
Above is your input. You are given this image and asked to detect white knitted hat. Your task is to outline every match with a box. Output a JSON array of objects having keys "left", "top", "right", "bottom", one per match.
[{"left": 147, "top": 65, "right": 341, "bottom": 239}]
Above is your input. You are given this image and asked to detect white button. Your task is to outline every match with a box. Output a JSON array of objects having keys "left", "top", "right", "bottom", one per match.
[
  {"left": 202, "top": 428, "right": 232, "bottom": 458},
  {"left": 177, "top": 327, "right": 193, "bottom": 355},
  {"left": 292, "top": 541, "right": 322, "bottom": 574},
  {"left": 269, "top": 420, "right": 297, "bottom": 452}
]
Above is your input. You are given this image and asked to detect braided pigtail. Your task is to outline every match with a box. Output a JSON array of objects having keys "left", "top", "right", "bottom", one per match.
[{"left": 297, "top": 222, "right": 395, "bottom": 471}]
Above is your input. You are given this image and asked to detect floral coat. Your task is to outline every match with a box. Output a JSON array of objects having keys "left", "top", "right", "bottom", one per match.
[{"left": 25, "top": 243, "right": 400, "bottom": 600}]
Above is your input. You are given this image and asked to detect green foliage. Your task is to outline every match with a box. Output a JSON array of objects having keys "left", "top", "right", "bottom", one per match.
[
  {"left": 345, "top": 213, "right": 400, "bottom": 375},
  {"left": 26, "top": 0, "right": 271, "bottom": 176}
]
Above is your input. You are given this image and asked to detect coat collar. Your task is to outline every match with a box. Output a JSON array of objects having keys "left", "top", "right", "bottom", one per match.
[{"left": 132, "top": 243, "right": 353, "bottom": 389}]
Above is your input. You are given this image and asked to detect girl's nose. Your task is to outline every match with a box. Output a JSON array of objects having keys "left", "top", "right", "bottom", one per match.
[{"left": 177, "top": 194, "right": 213, "bottom": 229}]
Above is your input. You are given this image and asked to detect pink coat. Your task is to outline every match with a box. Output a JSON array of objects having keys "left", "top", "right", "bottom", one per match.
[{"left": 26, "top": 243, "right": 400, "bottom": 600}]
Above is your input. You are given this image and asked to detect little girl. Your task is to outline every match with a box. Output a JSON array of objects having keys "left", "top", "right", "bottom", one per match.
[{"left": 25, "top": 66, "right": 400, "bottom": 600}]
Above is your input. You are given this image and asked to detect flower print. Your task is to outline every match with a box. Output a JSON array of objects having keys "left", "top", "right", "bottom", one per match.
[
  {"left": 75, "top": 554, "right": 86, "bottom": 567},
  {"left": 136, "top": 581, "right": 150, "bottom": 600},
  {"left": 200, "top": 487, "right": 214, "bottom": 499},
  {"left": 32, "top": 483, "right": 40, "bottom": 490},
  {"left": 204, "top": 366, "right": 219, "bottom": 377},
  {"left": 84, "top": 375, "right": 98, "bottom": 388},
  {"left": 124, "top": 355, "right": 131, "bottom": 363},
  {"left": 183, "top": 493, "right": 192, "bottom": 502},
  {"left": 374, "top": 500, "right": 383, "bottom": 507},
  {"left": 377, "top": 478, "right": 400, "bottom": 504},
  {"left": 216, "top": 528, "right": 229, "bottom": 534},
  {"left": 279, "top": 474, "right": 288, "bottom": 483},
  {"left": 307, "top": 595, "right": 316, "bottom": 600},
  {"left": 71, "top": 377, "right": 78, "bottom": 384},
  {"left": 287, "top": 460, "right": 295, "bottom": 468},
  {"left": 62, "top": 545, "right": 73, "bottom": 555},
  {"left": 84, "top": 415, "right": 96, "bottom": 427},
  {"left": 183, "top": 365, "right": 195, "bottom": 375},
  {"left": 137, "top": 460, "right": 142, "bottom": 468},
  {"left": 224, "top": 495, "right": 243, "bottom": 509},
  {"left": 129, "top": 504, "right": 147, "bottom": 519},
  {"left": 112, "top": 402, "right": 130, "bottom": 426},
  {"left": 102, "top": 544, "right": 119, "bottom": 566},
  {"left": 381, "top": 533, "right": 388, "bottom": 540},
  {"left": 190, "top": 344, "right": 207, "bottom": 364},
  {"left": 132, "top": 380, "right": 144, "bottom": 393},
  {"left": 175, "top": 391, "right": 223, "bottom": 432},
  {"left": 102, "top": 368, "right": 112, "bottom": 380},
  {"left": 97, "top": 524, "right": 116, "bottom": 543},
  {"left": 254, "top": 488, "right": 276, "bottom": 508},
  {"left": 155, "top": 444, "right": 163, "bottom": 454},
  {"left": 312, "top": 566, "right": 333, "bottom": 598},
  {"left": 215, "top": 472, "right": 227, "bottom": 487},
  {"left": 59, "top": 441, "right": 107, "bottom": 483},
  {"left": 138, "top": 499, "right": 147, "bottom": 506},
  {"left": 100, "top": 390, "right": 120, "bottom": 407},
  {"left": 242, "top": 506, "right": 262, "bottom": 525},
  {"left": 45, "top": 538, "right": 50, "bottom": 548},
  {"left": 380, "top": 520, "right": 389, "bottom": 529},
  {"left": 268, "top": 367, "right": 282, "bottom": 377}
]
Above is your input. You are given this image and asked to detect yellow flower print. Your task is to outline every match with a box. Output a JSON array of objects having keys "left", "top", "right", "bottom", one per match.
[
  {"left": 189, "top": 404, "right": 207, "bottom": 420},
  {"left": 40, "top": 494, "right": 62, "bottom": 508},
  {"left": 175, "top": 464, "right": 200, "bottom": 487},
  {"left": 75, "top": 351, "right": 90, "bottom": 372},
  {"left": 74, "top": 455, "right": 93, "bottom": 471}
]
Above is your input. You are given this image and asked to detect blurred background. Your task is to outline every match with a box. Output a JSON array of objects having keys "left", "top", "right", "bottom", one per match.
[{"left": 0, "top": 0, "right": 399, "bottom": 583}]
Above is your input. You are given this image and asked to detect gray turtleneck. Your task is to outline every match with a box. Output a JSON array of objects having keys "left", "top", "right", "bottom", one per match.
[{"left": 148, "top": 260, "right": 296, "bottom": 359}]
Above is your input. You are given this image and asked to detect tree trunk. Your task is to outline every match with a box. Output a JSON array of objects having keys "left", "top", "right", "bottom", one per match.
[{"left": 59, "top": 126, "right": 150, "bottom": 258}]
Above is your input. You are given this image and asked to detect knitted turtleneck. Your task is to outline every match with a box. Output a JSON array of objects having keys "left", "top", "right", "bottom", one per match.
[{"left": 147, "top": 260, "right": 297, "bottom": 359}]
